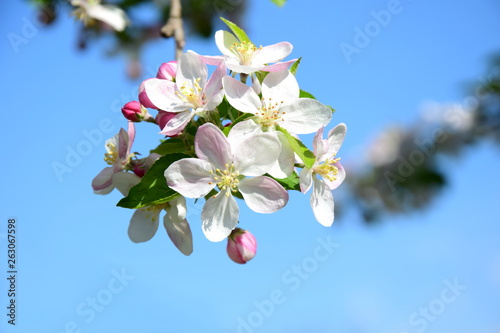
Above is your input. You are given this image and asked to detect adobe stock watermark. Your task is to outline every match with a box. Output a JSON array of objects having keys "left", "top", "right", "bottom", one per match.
[
  {"left": 400, "top": 278, "right": 466, "bottom": 333},
  {"left": 340, "top": 0, "right": 404, "bottom": 64},
  {"left": 54, "top": 267, "right": 135, "bottom": 333},
  {"left": 233, "top": 235, "right": 340, "bottom": 333}
]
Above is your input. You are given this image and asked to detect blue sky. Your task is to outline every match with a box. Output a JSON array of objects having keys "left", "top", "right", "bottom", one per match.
[{"left": 1, "top": 0, "right": 500, "bottom": 332}]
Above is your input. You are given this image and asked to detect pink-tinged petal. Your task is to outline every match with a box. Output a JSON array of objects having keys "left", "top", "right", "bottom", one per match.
[
  {"left": 156, "top": 111, "right": 178, "bottom": 133},
  {"left": 262, "top": 69, "right": 299, "bottom": 103},
  {"left": 143, "top": 78, "right": 186, "bottom": 111},
  {"left": 117, "top": 127, "right": 129, "bottom": 160},
  {"left": 195, "top": 123, "right": 232, "bottom": 169},
  {"left": 281, "top": 98, "right": 332, "bottom": 134},
  {"left": 177, "top": 51, "right": 208, "bottom": 89},
  {"left": 138, "top": 79, "right": 157, "bottom": 109},
  {"left": 222, "top": 76, "right": 261, "bottom": 114},
  {"left": 202, "top": 89, "right": 224, "bottom": 113},
  {"left": 261, "top": 59, "right": 297, "bottom": 72},
  {"left": 165, "top": 158, "right": 215, "bottom": 198},
  {"left": 202, "top": 192, "right": 239, "bottom": 242},
  {"left": 127, "top": 121, "right": 135, "bottom": 156},
  {"left": 299, "top": 167, "right": 314, "bottom": 193},
  {"left": 327, "top": 123, "right": 347, "bottom": 157},
  {"left": 92, "top": 166, "right": 116, "bottom": 193},
  {"left": 200, "top": 55, "right": 224, "bottom": 66},
  {"left": 323, "top": 162, "right": 346, "bottom": 190},
  {"left": 225, "top": 60, "right": 263, "bottom": 75},
  {"left": 163, "top": 198, "right": 193, "bottom": 256},
  {"left": 238, "top": 176, "right": 289, "bottom": 213},
  {"left": 251, "top": 74, "right": 262, "bottom": 95},
  {"left": 128, "top": 207, "right": 161, "bottom": 243},
  {"left": 112, "top": 172, "right": 141, "bottom": 196},
  {"left": 156, "top": 61, "right": 177, "bottom": 80},
  {"left": 233, "top": 133, "right": 280, "bottom": 176},
  {"left": 266, "top": 131, "right": 295, "bottom": 179},
  {"left": 215, "top": 30, "right": 239, "bottom": 58},
  {"left": 159, "top": 110, "right": 193, "bottom": 136},
  {"left": 310, "top": 177, "right": 334, "bottom": 227},
  {"left": 252, "top": 41, "right": 293, "bottom": 65},
  {"left": 204, "top": 61, "right": 226, "bottom": 100},
  {"left": 313, "top": 127, "right": 329, "bottom": 163}
]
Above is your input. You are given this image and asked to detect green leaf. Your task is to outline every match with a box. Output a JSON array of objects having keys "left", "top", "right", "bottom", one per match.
[
  {"left": 271, "top": 0, "right": 287, "bottom": 7},
  {"left": 117, "top": 153, "right": 190, "bottom": 209},
  {"left": 272, "top": 171, "right": 301, "bottom": 191},
  {"left": 220, "top": 17, "right": 251, "bottom": 43},
  {"left": 290, "top": 57, "right": 302, "bottom": 75},
  {"left": 150, "top": 138, "right": 188, "bottom": 155},
  {"left": 276, "top": 127, "right": 316, "bottom": 169}
]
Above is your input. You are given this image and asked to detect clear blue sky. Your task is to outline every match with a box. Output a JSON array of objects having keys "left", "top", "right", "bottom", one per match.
[{"left": 1, "top": 0, "right": 500, "bottom": 332}]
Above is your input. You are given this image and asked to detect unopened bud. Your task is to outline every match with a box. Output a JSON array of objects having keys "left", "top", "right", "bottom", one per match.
[
  {"left": 138, "top": 80, "right": 156, "bottom": 109},
  {"left": 156, "top": 111, "right": 178, "bottom": 135},
  {"left": 227, "top": 228, "right": 257, "bottom": 264},
  {"left": 122, "top": 101, "right": 147, "bottom": 122},
  {"left": 156, "top": 61, "right": 177, "bottom": 81}
]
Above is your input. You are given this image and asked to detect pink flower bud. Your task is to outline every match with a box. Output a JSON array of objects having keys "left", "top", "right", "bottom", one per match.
[
  {"left": 121, "top": 101, "right": 146, "bottom": 122},
  {"left": 138, "top": 80, "right": 156, "bottom": 109},
  {"left": 156, "top": 111, "right": 178, "bottom": 134},
  {"left": 156, "top": 61, "right": 177, "bottom": 81},
  {"left": 227, "top": 228, "right": 257, "bottom": 264}
]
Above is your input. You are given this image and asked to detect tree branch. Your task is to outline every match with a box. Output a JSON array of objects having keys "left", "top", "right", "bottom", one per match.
[{"left": 160, "top": 0, "right": 185, "bottom": 60}]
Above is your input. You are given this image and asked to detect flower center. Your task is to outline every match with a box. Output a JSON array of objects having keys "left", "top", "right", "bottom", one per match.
[
  {"left": 313, "top": 157, "right": 341, "bottom": 182},
  {"left": 255, "top": 97, "right": 286, "bottom": 128},
  {"left": 175, "top": 78, "right": 205, "bottom": 109},
  {"left": 210, "top": 163, "right": 240, "bottom": 197},
  {"left": 104, "top": 142, "right": 119, "bottom": 165},
  {"left": 230, "top": 41, "right": 261, "bottom": 66}
]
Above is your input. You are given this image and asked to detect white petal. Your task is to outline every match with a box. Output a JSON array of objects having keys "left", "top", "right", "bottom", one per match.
[
  {"left": 163, "top": 205, "right": 193, "bottom": 256},
  {"left": 87, "top": 4, "right": 128, "bottom": 31},
  {"left": 128, "top": 207, "right": 161, "bottom": 243},
  {"left": 202, "top": 89, "right": 224, "bottom": 113},
  {"left": 310, "top": 177, "right": 334, "bottom": 227},
  {"left": 204, "top": 61, "right": 226, "bottom": 100},
  {"left": 177, "top": 51, "right": 208, "bottom": 89},
  {"left": 261, "top": 59, "right": 297, "bottom": 72},
  {"left": 202, "top": 193, "right": 239, "bottom": 242},
  {"left": 143, "top": 78, "right": 187, "bottom": 111},
  {"left": 159, "top": 110, "right": 193, "bottom": 136},
  {"left": 195, "top": 123, "right": 232, "bottom": 169},
  {"left": 299, "top": 167, "right": 313, "bottom": 193},
  {"left": 164, "top": 158, "right": 215, "bottom": 198},
  {"left": 215, "top": 30, "right": 239, "bottom": 58},
  {"left": 222, "top": 76, "right": 261, "bottom": 114},
  {"left": 327, "top": 123, "right": 347, "bottom": 157},
  {"left": 313, "top": 127, "right": 329, "bottom": 163},
  {"left": 262, "top": 69, "right": 299, "bottom": 102},
  {"left": 252, "top": 42, "right": 293, "bottom": 66},
  {"left": 227, "top": 119, "right": 262, "bottom": 149},
  {"left": 233, "top": 133, "right": 280, "bottom": 176},
  {"left": 239, "top": 176, "right": 289, "bottom": 213},
  {"left": 112, "top": 172, "right": 141, "bottom": 196},
  {"left": 266, "top": 131, "right": 295, "bottom": 179},
  {"left": 323, "top": 162, "right": 346, "bottom": 190},
  {"left": 92, "top": 166, "right": 117, "bottom": 194},
  {"left": 281, "top": 98, "right": 332, "bottom": 134}
]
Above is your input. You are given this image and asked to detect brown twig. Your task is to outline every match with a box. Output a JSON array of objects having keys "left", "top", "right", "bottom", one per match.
[{"left": 160, "top": 0, "right": 185, "bottom": 60}]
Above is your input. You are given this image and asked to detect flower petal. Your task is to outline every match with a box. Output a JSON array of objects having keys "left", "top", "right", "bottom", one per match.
[
  {"left": 227, "top": 119, "right": 262, "bottom": 148},
  {"left": 117, "top": 127, "right": 130, "bottom": 160},
  {"left": 195, "top": 123, "right": 232, "bottom": 169},
  {"left": 215, "top": 30, "right": 239, "bottom": 58},
  {"left": 143, "top": 78, "right": 187, "bottom": 111},
  {"left": 159, "top": 110, "right": 193, "bottom": 136},
  {"left": 310, "top": 177, "right": 334, "bottom": 227},
  {"left": 128, "top": 207, "right": 161, "bottom": 243},
  {"left": 261, "top": 59, "right": 297, "bottom": 72},
  {"left": 238, "top": 176, "right": 289, "bottom": 213},
  {"left": 252, "top": 41, "right": 293, "bottom": 65},
  {"left": 112, "top": 172, "right": 141, "bottom": 196},
  {"left": 92, "top": 166, "right": 117, "bottom": 194},
  {"left": 86, "top": 4, "right": 128, "bottom": 31},
  {"left": 266, "top": 131, "right": 295, "bottom": 179},
  {"left": 262, "top": 69, "right": 299, "bottom": 104},
  {"left": 164, "top": 158, "right": 215, "bottom": 198},
  {"left": 164, "top": 198, "right": 193, "bottom": 256},
  {"left": 202, "top": 89, "right": 224, "bottom": 113},
  {"left": 204, "top": 60, "right": 226, "bottom": 101},
  {"left": 313, "top": 126, "right": 329, "bottom": 162},
  {"left": 281, "top": 98, "right": 332, "bottom": 134},
  {"left": 299, "top": 167, "right": 313, "bottom": 193},
  {"left": 222, "top": 76, "right": 261, "bottom": 114},
  {"left": 233, "top": 133, "right": 280, "bottom": 176},
  {"left": 327, "top": 123, "right": 347, "bottom": 157},
  {"left": 177, "top": 51, "right": 208, "bottom": 89},
  {"left": 323, "top": 162, "right": 346, "bottom": 190},
  {"left": 202, "top": 193, "right": 239, "bottom": 242}
]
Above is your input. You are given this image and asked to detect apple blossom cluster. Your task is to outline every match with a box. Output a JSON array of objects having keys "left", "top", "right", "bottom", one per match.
[{"left": 92, "top": 19, "right": 347, "bottom": 264}]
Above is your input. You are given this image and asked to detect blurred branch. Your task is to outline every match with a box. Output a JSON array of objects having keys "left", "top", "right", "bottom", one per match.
[{"left": 160, "top": 0, "right": 185, "bottom": 60}]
